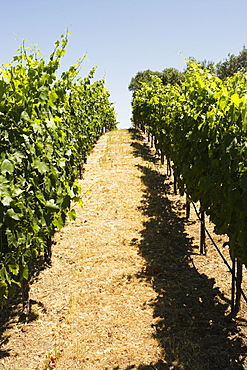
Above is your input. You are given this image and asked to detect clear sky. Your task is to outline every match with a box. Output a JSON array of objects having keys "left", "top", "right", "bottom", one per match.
[{"left": 1, "top": 0, "right": 247, "bottom": 129}]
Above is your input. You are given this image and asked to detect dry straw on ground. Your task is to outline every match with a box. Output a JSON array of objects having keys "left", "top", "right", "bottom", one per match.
[{"left": 0, "top": 129, "right": 247, "bottom": 370}]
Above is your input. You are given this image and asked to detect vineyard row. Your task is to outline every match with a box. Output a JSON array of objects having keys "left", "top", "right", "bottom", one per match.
[
  {"left": 0, "top": 32, "right": 117, "bottom": 313},
  {"left": 131, "top": 62, "right": 247, "bottom": 314}
]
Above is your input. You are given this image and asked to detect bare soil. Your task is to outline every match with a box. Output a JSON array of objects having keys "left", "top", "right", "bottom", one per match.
[{"left": 0, "top": 129, "right": 247, "bottom": 370}]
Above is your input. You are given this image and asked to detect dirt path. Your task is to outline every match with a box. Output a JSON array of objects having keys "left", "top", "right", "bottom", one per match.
[{"left": 0, "top": 129, "right": 247, "bottom": 370}]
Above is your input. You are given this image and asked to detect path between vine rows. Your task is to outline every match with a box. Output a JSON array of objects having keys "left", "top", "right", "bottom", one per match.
[{"left": 1, "top": 129, "right": 247, "bottom": 370}]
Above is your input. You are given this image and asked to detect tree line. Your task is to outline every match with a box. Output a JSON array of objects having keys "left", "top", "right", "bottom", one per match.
[{"left": 129, "top": 46, "right": 247, "bottom": 95}]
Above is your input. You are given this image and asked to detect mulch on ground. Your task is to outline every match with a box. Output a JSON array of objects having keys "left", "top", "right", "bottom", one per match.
[{"left": 0, "top": 129, "right": 247, "bottom": 370}]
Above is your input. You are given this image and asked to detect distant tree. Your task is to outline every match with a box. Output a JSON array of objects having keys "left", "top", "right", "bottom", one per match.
[
  {"left": 129, "top": 68, "right": 184, "bottom": 98},
  {"left": 216, "top": 46, "right": 247, "bottom": 79},
  {"left": 128, "top": 69, "right": 162, "bottom": 96},
  {"left": 199, "top": 59, "right": 215, "bottom": 73},
  {"left": 129, "top": 46, "right": 247, "bottom": 98},
  {"left": 161, "top": 67, "right": 185, "bottom": 85}
]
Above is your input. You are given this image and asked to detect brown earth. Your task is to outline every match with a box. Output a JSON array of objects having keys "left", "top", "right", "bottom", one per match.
[{"left": 0, "top": 129, "right": 247, "bottom": 370}]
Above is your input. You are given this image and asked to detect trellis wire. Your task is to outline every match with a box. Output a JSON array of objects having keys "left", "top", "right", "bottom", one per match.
[{"left": 191, "top": 201, "right": 247, "bottom": 305}]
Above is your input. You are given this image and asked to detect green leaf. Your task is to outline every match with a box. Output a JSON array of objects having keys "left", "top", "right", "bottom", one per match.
[
  {"left": 61, "top": 195, "right": 70, "bottom": 209},
  {"left": 39, "top": 86, "right": 49, "bottom": 101},
  {"left": 6, "top": 208, "right": 22, "bottom": 220},
  {"left": 32, "top": 123, "right": 42, "bottom": 134},
  {"left": 69, "top": 209, "right": 76, "bottom": 221},
  {"left": 20, "top": 111, "right": 30, "bottom": 121},
  {"left": 8, "top": 264, "right": 19, "bottom": 276},
  {"left": 53, "top": 216, "right": 65, "bottom": 230},
  {"left": 78, "top": 197, "right": 84, "bottom": 208},
  {"left": 231, "top": 93, "right": 241, "bottom": 108},
  {"left": 12, "top": 151, "right": 25, "bottom": 163},
  {"left": 48, "top": 90, "right": 58, "bottom": 106},
  {"left": 0, "top": 175, "right": 9, "bottom": 185},
  {"left": 0, "top": 80, "right": 6, "bottom": 100},
  {"left": 2, "top": 195, "right": 13, "bottom": 206},
  {"left": 33, "top": 158, "right": 49, "bottom": 174},
  {"left": 45, "top": 199, "right": 60, "bottom": 211},
  {"left": 21, "top": 266, "right": 29, "bottom": 280},
  {"left": 45, "top": 119, "right": 56, "bottom": 130},
  {"left": 1, "top": 159, "right": 14, "bottom": 175}
]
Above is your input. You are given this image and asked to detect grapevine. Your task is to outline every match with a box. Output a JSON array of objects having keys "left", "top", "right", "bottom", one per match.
[
  {"left": 131, "top": 62, "right": 247, "bottom": 313},
  {"left": 0, "top": 31, "right": 117, "bottom": 311}
]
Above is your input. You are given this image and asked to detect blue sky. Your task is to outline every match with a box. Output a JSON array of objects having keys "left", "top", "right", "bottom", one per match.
[{"left": 1, "top": 0, "right": 247, "bottom": 128}]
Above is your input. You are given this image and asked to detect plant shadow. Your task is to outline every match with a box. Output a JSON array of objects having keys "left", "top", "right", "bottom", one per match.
[
  {"left": 121, "top": 129, "right": 247, "bottom": 369},
  {"left": 0, "top": 255, "right": 49, "bottom": 358}
]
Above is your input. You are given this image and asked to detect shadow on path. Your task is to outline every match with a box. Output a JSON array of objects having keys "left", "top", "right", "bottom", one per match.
[
  {"left": 121, "top": 129, "right": 247, "bottom": 369},
  {"left": 0, "top": 256, "right": 48, "bottom": 358}
]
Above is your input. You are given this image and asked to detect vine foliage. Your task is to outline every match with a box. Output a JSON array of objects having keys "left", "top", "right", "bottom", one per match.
[
  {"left": 0, "top": 32, "right": 117, "bottom": 308},
  {"left": 131, "top": 62, "right": 247, "bottom": 266}
]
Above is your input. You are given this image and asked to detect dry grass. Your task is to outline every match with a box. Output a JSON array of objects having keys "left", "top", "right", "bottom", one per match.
[{"left": 0, "top": 129, "right": 247, "bottom": 370}]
